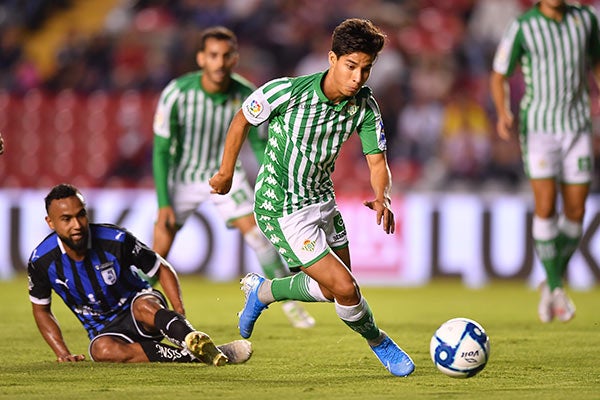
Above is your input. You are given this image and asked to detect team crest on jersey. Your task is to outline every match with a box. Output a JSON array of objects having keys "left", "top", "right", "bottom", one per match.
[
  {"left": 346, "top": 101, "right": 358, "bottom": 116},
  {"left": 246, "top": 99, "right": 263, "bottom": 117},
  {"left": 96, "top": 261, "right": 117, "bottom": 285},
  {"left": 302, "top": 239, "right": 316, "bottom": 252}
]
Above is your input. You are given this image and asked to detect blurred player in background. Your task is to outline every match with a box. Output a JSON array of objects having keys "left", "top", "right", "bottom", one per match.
[
  {"left": 210, "top": 18, "right": 415, "bottom": 377},
  {"left": 0, "top": 132, "right": 4, "bottom": 155},
  {"left": 490, "top": 0, "right": 600, "bottom": 323},
  {"left": 152, "top": 26, "right": 315, "bottom": 329},
  {"left": 28, "top": 183, "right": 252, "bottom": 364}
]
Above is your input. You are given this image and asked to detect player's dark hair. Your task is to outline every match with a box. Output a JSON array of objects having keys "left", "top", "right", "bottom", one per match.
[
  {"left": 331, "top": 18, "right": 385, "bottom": 58},
  {"left": 44, "top": 183, "right": 86, "bottom": 213},
  {"left": 198, "top": 26, "right": 238, "bottom": 51}
]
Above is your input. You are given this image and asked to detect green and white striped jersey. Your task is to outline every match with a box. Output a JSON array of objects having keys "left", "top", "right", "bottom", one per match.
[
  {"left": 242, "top": 71, "right": 386, "bottom": 216},
  {"left": 153, "top": 71, "right": 264, "bottom": 207},
  {"left": 493, "top": 3, "right": 600, "bottom": 135}
]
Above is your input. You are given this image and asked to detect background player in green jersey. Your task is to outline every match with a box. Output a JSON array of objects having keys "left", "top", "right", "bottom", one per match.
[
  {"left": 490, "top": 0, "right": 600, "bottom": 323},
  {"left": 152, "top": 26, "right": 315, "bottom": 330},
  {"left": 210, "top": 18, "right": 415, "bottom": 377}
]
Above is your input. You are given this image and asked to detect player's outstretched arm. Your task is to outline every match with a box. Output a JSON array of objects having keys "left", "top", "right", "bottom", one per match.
[
  {"left": 363, "top": 152, "right": 395, "bottom": 234},
  {"left": 155, "top": 256, "right": 186, "bottom": 316},
  {"left": 210, "top": 110, "right": 252, "bottom": 195},
  {"left": 32, "top": 303, "right": 85, "bottom": 362}
]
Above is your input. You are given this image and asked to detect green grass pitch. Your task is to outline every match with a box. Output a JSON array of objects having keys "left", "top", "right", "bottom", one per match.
[{"left": 1, "top": 274, "right": 599, "bottom": 400}]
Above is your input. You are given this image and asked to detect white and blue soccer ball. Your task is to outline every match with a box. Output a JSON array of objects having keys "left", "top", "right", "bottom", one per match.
[{"left": 430, "top": 317, "right": 490, "bottom": 378}]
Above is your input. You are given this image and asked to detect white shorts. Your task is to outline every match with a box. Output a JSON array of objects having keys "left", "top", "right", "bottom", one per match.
[
  {"left": 171, "top": 168, "right": 254, "bottom": 226},
  {"left": 521, "top": 131, "right": 593, "bottom": 184},
  {"left": 255, "top": 198, "right": 349, "bottom": 269}
]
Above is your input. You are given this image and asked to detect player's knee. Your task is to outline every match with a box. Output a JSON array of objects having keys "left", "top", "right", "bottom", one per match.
[
  {"left": 563, "top": 206, "right": 585, "bottom": 222},
  {"left": 132, "top": 295, "right": 163, "bottom": 325},
  {"left": 90, "top": 338, "right": 119, "bottom": 362},
  {"left": 332, "top": 278, "right": 360, "bottom": 303}
]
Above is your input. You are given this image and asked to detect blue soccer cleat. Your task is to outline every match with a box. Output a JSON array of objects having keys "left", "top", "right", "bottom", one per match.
[
  {"left": 370, "top": 334, "right": 415, "bottom": 377},
  {"left": 238, "top": 273, "right": 269, "bottom": 338}
]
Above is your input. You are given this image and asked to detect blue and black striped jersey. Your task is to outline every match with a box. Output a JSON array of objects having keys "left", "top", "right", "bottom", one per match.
[{"left": 27, "top": 223, "right": 161, "bottom": 339}]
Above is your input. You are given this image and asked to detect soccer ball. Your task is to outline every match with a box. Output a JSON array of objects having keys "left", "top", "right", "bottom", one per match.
[{"left": 430, "top": 317, "right": 490, "bottom": 378}]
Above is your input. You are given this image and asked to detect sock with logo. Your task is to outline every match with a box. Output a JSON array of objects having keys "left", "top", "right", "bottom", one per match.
[
  {"left": 335, "top": 297, "right": 381, "bottom": 341},
  {"left": 154, "top": 308, "right": 194, "bottom": 347},
  {"left": 269, "top": 272, "right": 331, "bottom": 303},
  {"left": 533, "top": 215, "right": 562, "bottom": 290}
]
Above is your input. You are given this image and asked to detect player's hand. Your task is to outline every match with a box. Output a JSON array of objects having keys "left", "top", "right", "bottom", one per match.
[
  {"left": 209, "top": 171, "right": 233, "bottom": 195},
  {"left": 363, "top": 199, "right": 395, "bottom": 234},
  {"left": 57, "top": 354, "right": 85, "bottom": 362},
  {"left": 157, "top": 206, "right": 177, "bottom": 233},
  {"left": 496, "top": 110, "right": 514, "bottom": 141}
]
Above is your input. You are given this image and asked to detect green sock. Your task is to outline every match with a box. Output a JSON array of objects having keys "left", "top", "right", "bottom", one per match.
[
  {"left": 556, "top": 232, "right": 580, "bottom": 278},
  {"left": 271, "top": 273, "right": 319, "bottom": 302},
  {"left": 336, "top": 298, "right": 381, "bottom": 341},
  {"left": 534, "top": 237, "right": 562, "bottom": 290}
]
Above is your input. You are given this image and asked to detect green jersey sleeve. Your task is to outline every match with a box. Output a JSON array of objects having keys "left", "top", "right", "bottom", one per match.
[
  {"left": 493, "top": 20, "right": 524, "bottom": 77},
  {"left": 357, "top": 94, "right": 386, "bottom": 155}
]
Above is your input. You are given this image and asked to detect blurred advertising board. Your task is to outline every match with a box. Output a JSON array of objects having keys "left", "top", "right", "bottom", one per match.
[{"left": 0, "top": 189, "right": 598, "bottom": 289}]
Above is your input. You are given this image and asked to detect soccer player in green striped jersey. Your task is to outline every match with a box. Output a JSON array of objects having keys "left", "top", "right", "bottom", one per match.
[
  {"left": 152, "top": 26, "right": 315, "bottom": 330},
  {"left": 491, "top": 0, "right": 600, "bottom": 323},
  {"left": 210, "top": 18, "right": 414, "bottom": 377}
]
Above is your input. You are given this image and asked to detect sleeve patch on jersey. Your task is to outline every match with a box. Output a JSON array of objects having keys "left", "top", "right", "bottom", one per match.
[
  {"left": 154, "top": 111, "right": 165, "bottom": 129},
  {"left": 246, "top": 99, "right": 263, "bottom": 118},
  {"left": 377, "top": 120, "right": 387, "bottom": 149}
]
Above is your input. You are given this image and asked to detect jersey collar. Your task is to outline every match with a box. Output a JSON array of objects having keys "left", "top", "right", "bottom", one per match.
[{"left": 198, "top": 71, "right": 231, "bottom": 104}]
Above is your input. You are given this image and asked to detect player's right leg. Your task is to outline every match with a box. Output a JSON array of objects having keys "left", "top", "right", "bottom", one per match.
[
  {"left": 216, "top": 172, "right": 316, "bottom": 330},
  {"left": 184, "top": 331, "right": 228, "bottom": 366}
]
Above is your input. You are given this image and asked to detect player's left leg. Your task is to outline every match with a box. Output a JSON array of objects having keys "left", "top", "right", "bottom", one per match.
[
  {"left": 551, "top": 131, "right": 593, "bottom": 322},
  {"left": 132, "top": 292, "right": 227, "bottom": 365},
  {"left": 530, "top": 178, "right": 562, "bottom": 322},
  {"left": 301, "top": 251, "right": 414, "bottom": 377}
]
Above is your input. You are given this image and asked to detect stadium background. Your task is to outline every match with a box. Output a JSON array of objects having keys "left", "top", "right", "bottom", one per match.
[{"left": 0, "top": 0, "right": 598, "bottom": 287}]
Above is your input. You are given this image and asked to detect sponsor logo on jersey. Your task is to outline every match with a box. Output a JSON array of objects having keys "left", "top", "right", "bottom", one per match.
[
  {"left": 133, "top": 241, "right": 143, "bottom": 255},
  {"left": 302, "top": 239, "right": 316, "bottom": 252},
  {"left": 246, "top": 99, "right": 263, "bottom": 117},
  {"left": 55, "top": 277, "right": 69, "bottom": 289}
]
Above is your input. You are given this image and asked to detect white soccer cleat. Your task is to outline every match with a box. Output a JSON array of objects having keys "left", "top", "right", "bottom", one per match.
[
  {"left": 217, "top": 340, "right": 253, "bottom": 364},
  {"left": 185, "top": 331, "right": 228, "bottom": 366},
  {"left": 281, "top": 301, "right": 316, "bottom": 329},
  {"left": 537, "top": 281, "right": 553, "bottom": 323},
  {"left": 552, "top": 288, "right": 576, "bottom": 322}
]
